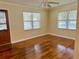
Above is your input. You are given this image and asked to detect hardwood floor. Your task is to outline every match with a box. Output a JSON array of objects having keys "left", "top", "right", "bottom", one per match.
[{"left": 0, "top": 35, "right": 74, "bottom": 59}]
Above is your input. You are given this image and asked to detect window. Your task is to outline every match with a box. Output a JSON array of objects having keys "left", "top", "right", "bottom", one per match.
[
  {"left": 58, "top": 10, "right": 77, "bottom": 30},
  {"left": 0, "top": 11, "right": 7, "bottom": 30},
  {"left": 23, "top": 12, "right": 41, "bottom": 30}
]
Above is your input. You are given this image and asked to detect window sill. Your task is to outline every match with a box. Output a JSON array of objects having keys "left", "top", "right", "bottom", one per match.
[
  {"left": 58, "top": 28, "right": 76, "bottom": 31},
  {"left": 24, "top": 28, "right": 41, "bottom": 31}
]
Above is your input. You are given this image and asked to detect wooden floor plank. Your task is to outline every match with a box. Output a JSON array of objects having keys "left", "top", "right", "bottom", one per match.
[{"left": 0, "top": 35, "right": 74, "bottom": 59}]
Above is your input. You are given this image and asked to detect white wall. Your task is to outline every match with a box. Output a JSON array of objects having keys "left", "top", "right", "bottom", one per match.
[
  {"left": 48, "top": 3, "right": 77, "bottom": 39},
  {"left": 0, "top": 1, "right": 48, "bottom": 43}
]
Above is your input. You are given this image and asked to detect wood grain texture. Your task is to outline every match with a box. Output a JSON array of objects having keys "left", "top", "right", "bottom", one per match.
[{"left": 0, "top": 35, "right": 74, "bottom": 59}]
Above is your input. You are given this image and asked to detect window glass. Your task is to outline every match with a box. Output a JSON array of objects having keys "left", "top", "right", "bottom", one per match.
[
  {"left": 58, "top": 12, "right": 67, "bottom": 20},
  {"left": 0, "top": 24, "right": 7, "bottom": 30},
  {"left": 24, "top": 22, "right": 32, "bottom": 30},
  {"left": 33, "top": 22, "right": 40, "bottom": 29},
  {"left": 68, "top": 21, "right": 76, "bottom": 29},
  {"left": 0, "top": 12, "right": 7, "bottom": 30},
  {"left": 33, "top": 13, "right": 40, "bottom": 21},
  {"left": 23, "top": 12, "right": 32, "bottom": 21},
  {"left": 58, "top": 21, "right": 67, "bottom": 29},
  {"left": 69, "top": 10, "right": 77, "bottom": 20}
]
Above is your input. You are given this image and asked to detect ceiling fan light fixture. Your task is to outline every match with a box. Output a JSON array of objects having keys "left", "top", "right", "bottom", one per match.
[
  {"left": 41, "top": 0, "right": 59, "bottom": 8},
  {"left": 41, "top": 2, "right": 49, "bottom": 8}
]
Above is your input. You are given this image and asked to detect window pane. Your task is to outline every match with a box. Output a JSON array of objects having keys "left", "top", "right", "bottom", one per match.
[
  {"left": 33, "top": 13, "right": 40, "bottom": 21},
  {"left": 33, "top": 22, "right": 40, "bottom": 29},
  {"left": 24, "top": 22, "right": 32, "bottom": 30},
  {"left": 0, "top": 12, "right": 6, "bottom": 23},
  {"left": 58, "top": 12, "right": 67, "bottom": 20},
  {"left": 0, "top": 24, "right": 7, "bottom": 30},
  {"left": 58, "top": 21, "right": 67, "bottom": 28},
  {"left": 68, "top": 21, "right": 76, "bottom": 29},
  {"left": 69, "top": 10, "right": 77, "bottom": 20},
  {"left": 23, "top": 12, "right": 32, "bottom": 21}
]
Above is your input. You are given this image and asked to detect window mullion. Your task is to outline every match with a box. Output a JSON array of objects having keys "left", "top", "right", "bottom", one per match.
[
  {"left": 31, "top": 13, "right": 33, "bottom": 29},
  {"left": 66, "top": 11, "right": 69, "bottom": 29}
]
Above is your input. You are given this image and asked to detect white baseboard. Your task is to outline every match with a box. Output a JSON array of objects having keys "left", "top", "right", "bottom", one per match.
[
  {"left": 11, "top": 33, "right": 48, "bottom": 44},
  {"left": 11, "top": 33, "right": 75, "bottom": 44},
  {"left": 48, "top": 33, "right": 75, "bottom": 40}
]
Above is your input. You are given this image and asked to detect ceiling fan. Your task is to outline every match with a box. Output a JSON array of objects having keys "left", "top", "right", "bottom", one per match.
[{"left": 41, "top": 0, "right": 59, "bottom": 8}]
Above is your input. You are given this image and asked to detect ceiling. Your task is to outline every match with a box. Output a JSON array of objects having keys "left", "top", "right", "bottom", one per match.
[{"left": 0, "top": 0, "right": 77, "bottom": 8}]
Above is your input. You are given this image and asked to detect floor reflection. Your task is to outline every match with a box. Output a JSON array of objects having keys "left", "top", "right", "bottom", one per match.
[{"left": 0, "top": 35, "right": 74, "bottom": 59}]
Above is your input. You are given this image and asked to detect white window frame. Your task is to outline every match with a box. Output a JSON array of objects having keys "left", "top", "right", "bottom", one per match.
[
  {"left": 23, "top": 12, "right": 41, "bottom": 30},
  {"left": 57, "top": 10, "right": 77, "bottom": 30}
]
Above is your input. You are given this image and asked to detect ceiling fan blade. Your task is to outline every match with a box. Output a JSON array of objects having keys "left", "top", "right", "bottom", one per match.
[
  {"left": 48, "top": 2, "right": 59, "bottom": 4},
  {"left": 47, "top": 4, "right": 51, "bottom": 7}
]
